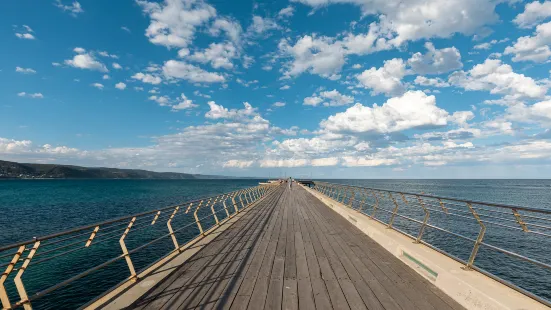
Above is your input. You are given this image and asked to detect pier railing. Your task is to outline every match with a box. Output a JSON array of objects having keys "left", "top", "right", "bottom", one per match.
[
  {"left": 0, "top": 183, "right": 279, "bottom": 309},
  {"left": 312, "top": 181, "right": 551, "bottom": 306}
]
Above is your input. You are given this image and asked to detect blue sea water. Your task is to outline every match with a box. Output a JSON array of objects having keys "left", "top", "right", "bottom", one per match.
[{"left": 0, "top": 179, "right": 550, "bottom": 309}]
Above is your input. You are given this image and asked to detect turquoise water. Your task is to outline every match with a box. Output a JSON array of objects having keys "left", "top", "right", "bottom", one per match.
[{"left": 1, "top": 179, "right": 550, "bottom": 308}]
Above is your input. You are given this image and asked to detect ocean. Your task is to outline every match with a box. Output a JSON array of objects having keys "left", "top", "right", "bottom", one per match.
[{"left": 0, "top": 179, "right": 550, "bottom": 309}]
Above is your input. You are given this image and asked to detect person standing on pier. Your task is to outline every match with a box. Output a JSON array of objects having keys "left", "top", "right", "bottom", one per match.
[{"left": 289, "top": 177, "right": 293, "bottom": 190}]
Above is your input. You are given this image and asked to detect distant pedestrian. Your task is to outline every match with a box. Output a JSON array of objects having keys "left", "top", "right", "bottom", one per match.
[{"left": 289, "top": 177, "right": 293, "bottom": 190}]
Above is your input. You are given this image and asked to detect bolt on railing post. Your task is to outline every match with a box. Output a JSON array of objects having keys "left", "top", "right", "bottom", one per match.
[
  {"left": 120, "top": 218, "right": 137, "bottom": 281},
  {"left": 371, "top": 190, "right": 379, "bottom": 218},
  {"left": 465, "top": 203, "right": 486, "bottom": 270},
  {"left": 512, "top": 208, "right": 529, "bottom": 232},
  {"left": 415, "top": 196, "right": 430, "bottom": 243},
  {"left": 14, "top": 241, "right": 40, "bottom": 310},
  {"left": 387, "top": 193, "right": 400, "bottom": 228},
  {"left": 0, "top": 245, "right": 25, "bottom": 309},
  {"left": 85, "top": 226, "right": 100, "bottom": 247},
  {"left": 167, "top": 207, "right": 180, "bottom": 250},
  {"left": 194, "top": 200, "right": 205, "bottom": 235}
]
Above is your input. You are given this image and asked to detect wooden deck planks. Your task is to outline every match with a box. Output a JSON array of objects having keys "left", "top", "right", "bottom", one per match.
[{"left": 128, "top": 185, "right": 466, "bottom": 310}]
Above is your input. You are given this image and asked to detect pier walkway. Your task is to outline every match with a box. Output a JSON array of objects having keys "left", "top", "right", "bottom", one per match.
[{"left": 128, "top": 186, "right": 464, "bottom": 310}]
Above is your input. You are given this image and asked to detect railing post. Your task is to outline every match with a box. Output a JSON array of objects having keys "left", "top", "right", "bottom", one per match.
[
  {"left": 210, "top": 197, "right": 220, "bottom": 225},
  {"left": 120, "top": 218, "right": 137, "bottom": 281},
  {"left": 167, "top": 207, "right": 180, "bottom": 250},
  {"left": 14, "top": 241, "right": 40, "bottom": 310},
  {"left": 0, "top": 245, "right": 25, "bottom": 309},
  {"left": 387, "top": 193, "right": 400, "bottom": 228},
  {"left": 238, "top": 191, "right": 245, "bottom": 209},
  {"left": 512, "top": 208, "right": 528, "bottom": 232},
  {"left": 371, "top": 190, "right": 379, "bottom": 218},
  {"left": 151, "top": 211, "right": 161, "bottom": 225},
  {"left": 232, "top": 192, "right": 239, "bottom": 213},
  {"left": 438, "top": 198, "right": 449, "bottom": 214},
  {"left": 348, "top": 189, "right": 355, "bottom": 208},
  {"left": 465, "top": 203, "right": 486, "bottom": 270},
  {"left": 85, "top": 226, "right": 100, "bottom": 247},
  {"left": 194, "top": 201, "right": 204, "bottom": 235},
  {"left": 222, "top": 195, "right": 230, "bottom": 218},
  {"left": 415, "top": 196, "right": 430, "bottom": 243}
]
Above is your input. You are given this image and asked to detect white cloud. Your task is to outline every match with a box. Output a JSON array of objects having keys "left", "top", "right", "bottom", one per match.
[
  {"left": 279, "top": 35, "right": 346, "bottom": 78},
  {"left": 249, "top": 16, "right": 279, "bottom": 34},
  {"left": 474, "top": 42, "right": 492, "bottom": 50},
  {"left": 15, "top": 33, "right": 35, "bottom": 40},
  {"left": 205, "top": 101, "right": 256, "bottom": 120},
  {"left": 103, "top": 74, "right": 110, "bottom": 80},
  {"left": 98, "top": 51, "right": 118, "bottom": 59},
  {"left": 162, "top": 60, "right": 226, "bottom": 83},
  {"left": 293, "top": 0, "right": 502, "bottom": 48},
  {"left": 507, "top": 100, "right": 551, "bottom": 126},
  {"left": 55, "top": 0, "right": 84, "bottom": 16},
  {"left": 121, "top": 26, "right": 131, "bottom": 33},
  {"left": 223, "top": 160, "right": 254, "bottom": 168},
  {"left": 17, "top": 92, "right": 44, "bottom": 99},
  {"left": 357, "top": 58, "right": 406, "bottom": 96},
  {"left": 112, "top": 63, "right": 122, "bottom": 70},
  {"left": 449, "top": 111, "right": 475, "bottom": 126},
  {"left": 137, "top": 0, "right": 216, "bottom": 48},
  {"left": 260, "top": 159, "right": 309, "bottom": 168},
  {"left": 278, "top": 6, "right": 295, "bottom": 18},
  {"left": 115, "top": 82, "right": 126, "bottom": 90},
  {"left": 407, "top": 42, "right": 462, "bottom": 75},
  {"left": 209, "top": 18, "right": 242, "bottom": 44},
  {"left": 131, "top": 72, "right": 162, "bottom": 85},
  {"left": 514, "top": 1, "right": 551, "bottom": 29},
  {"left": 0, "top": 137, "right": 33, "bottom": 153},
  {"left": 448, "top": 58, "right": 547, "bottom": 99},
  {"left": 273, "top": 101, "right": 286, "bottom": 107},
  {"left": 303, "top": 89, "right": 354, "bottom": 107},
  {"left": 187, "top": 42, "right": 238, "bottom": 69},
  {"left": 414, "top": 76, "right": 450, "bottom": 87},
  {"left": 149, "top": 95, "right": 171, "bottom": 106},
  {"left": 504, "top": 21, "right": 551, "bottom": 62},
  {"left": 64, "top": 50, "right": 108, "bottom": 72},
  {"left": 341, "top": 157, "right": 397, "bottom": 167},
  {"left": 15, "top": 67, "right": 36, "bottom": 74},
  {"left": 352, "top": 64, "right": 362, "bottom": 69},
  {"left": 320, "top": 90, "right": 448, "bottom": 134},
  {"left": 172, "top": 93, "right": 198, "bottom": 110},
  {"left": 280, "top": 85, "right": 290, "bottom": 90},
  {"left": 91, "top": 83, "right": 104, "bottom": 89}
]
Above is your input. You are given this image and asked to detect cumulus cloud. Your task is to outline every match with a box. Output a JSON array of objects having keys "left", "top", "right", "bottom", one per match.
[
  {"left": 414, "top": 76, "right": 450, "bottom": 87},
  {"left": 407, "top": 42, "right": 462, "bottom": 75},
  {"left": 504, "top": 21, "right": 551, "bottom": 62},
  {"left": 248, "top": 16, "right": 279, "bottom": 35},
  {"left": 223, "top": 159, "right": 254, "bottom": 168},
  {"left": 279, "top": 35, "right": 346, "bottom": 78},
  {"left": 448, "top": 58, "right": 547, "bottom": 99},
  {"left": 137, "top": 0, "right": 216, "bottom": 48},
  {"left": 162, "top": 60, "right": 225, "bottom": 83},
  {"left": 91, "top": 83, "right": 104, "bottom": 89},
  {"left": 205, "top": 101, "right": 256, "bottom": 119},
  {"left": 112, "top": 63, "right": 122, "bottom": 70},
  {"left": 55, "top": 0, "right": 84, "bottom": 16},
  {"left": 64, "top": 49, "right": 108, "bottom": 72},
  {"left": 209, "top": 18, "right": 242, "bottom": 44},
  {"left": 15, "top": 67, "right": 36, "bottom": 74},
  {"left": 115, "top": 82, "right": 126, "bottom": 90},
  {"left": 507, "top": 100, "right": 551, "bottom": 126},
  {"left": 17, "top": 92, "right": 44, "bottom": 99},
  {"left": 514, "top": 1, "right": 551, "bottom": 29},
  {"left": 187, "top": 42, "right": 238, "bottom": 69},
  {"left": 356, "top": 58, "right": 406, "bottom": 96},
  {"left": 320, "top": 90, "right": 449, "bottom": 134},
  {"left": 171, "top": 93, "right": 198, "bottom": 110},
  {"left": 132, "top": 72, "right": 162, "bottom": 85},
  {"left": 303, "top": 89, "right": 354, "bottom": 107},
  {"left": 278, "top": 6, "right": 295, "bottom": 18}
]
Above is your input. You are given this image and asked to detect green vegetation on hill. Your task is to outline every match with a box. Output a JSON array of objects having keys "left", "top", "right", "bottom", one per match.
[{"left": 0, "top": 160, "right": 232, "bottom": 179}]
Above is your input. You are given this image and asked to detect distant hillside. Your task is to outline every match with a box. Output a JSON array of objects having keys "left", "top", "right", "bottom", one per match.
[{"left": 0, "top": 160, "right": 237, "bottom": 179}]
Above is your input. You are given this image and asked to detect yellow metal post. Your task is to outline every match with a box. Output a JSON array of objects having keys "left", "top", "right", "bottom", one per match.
[
  {"left": 85, "top": 226, "right": 100, "bottom": 247},
  {"left": 14, "top": 241, "right": 40, "bottom": 310},
  {"left": 465, "top": 203, "right": 486, "bottom": 270},
  {"left": 0, "top": 245, "right": 25, "bottom": 309},
  {"left": 167, "top": 207, "right": 180, "bottom": 250},
  {"left": 120, "top": 218, "right": 137, "bottom": 281}
]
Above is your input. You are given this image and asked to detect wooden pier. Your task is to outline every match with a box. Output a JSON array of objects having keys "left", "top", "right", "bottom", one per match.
[{"left": 125, "top": 186, "right": 465, "bottom": 310}]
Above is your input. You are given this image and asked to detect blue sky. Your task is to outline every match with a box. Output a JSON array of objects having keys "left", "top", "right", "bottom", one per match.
[{"left": 1, "top": 0, "right": 551, "bottom": 178}]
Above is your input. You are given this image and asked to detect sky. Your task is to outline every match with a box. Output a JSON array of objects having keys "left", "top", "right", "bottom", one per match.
[{"left": 1, "top": 0, "right": 551, "bottom": 179}]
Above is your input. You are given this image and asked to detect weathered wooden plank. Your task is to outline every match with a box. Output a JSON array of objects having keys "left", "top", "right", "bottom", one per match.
[{"left": 283, "top": 190, "right": 298, "bottom": 310}]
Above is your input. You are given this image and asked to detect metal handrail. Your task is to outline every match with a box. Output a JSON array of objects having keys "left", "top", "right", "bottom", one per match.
[
  {"left": 312, "top": 181, "right": 551, "bottom": 307},
  {"left": 0, "top": 183, "right": 281, "bottom": 309}
]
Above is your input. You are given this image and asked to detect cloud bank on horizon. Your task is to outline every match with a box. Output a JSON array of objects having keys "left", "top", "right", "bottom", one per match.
[{"left": 2, "top": 0, "right": 551, "bottom": 178}]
